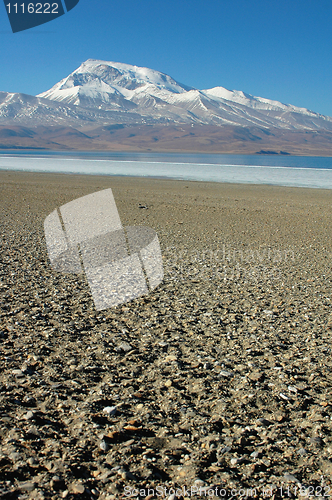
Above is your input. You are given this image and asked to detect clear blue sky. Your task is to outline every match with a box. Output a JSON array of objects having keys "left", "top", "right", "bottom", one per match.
[{"left": 1, "top": 0, "right": 332, "bottom": 117}]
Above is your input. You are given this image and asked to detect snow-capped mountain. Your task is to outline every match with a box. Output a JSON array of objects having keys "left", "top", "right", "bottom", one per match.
[
  {"left": 38, "top": 59, "right": 192, "bottom": 106},
  {"left": 35, "top": 59, "right": 332, "bottom": 132},
  {"left": 1, "top": 59, "right": 332, "bottom": 136}
]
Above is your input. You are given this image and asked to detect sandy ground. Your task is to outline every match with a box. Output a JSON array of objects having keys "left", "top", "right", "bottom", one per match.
[{"left": 1, "top": 171, "right": 332, "bottom": 499}]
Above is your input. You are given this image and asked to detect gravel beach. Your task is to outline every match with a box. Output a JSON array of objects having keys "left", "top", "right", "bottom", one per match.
[{"left": 1, "top": 171, "right": 332, "bottom": 499}]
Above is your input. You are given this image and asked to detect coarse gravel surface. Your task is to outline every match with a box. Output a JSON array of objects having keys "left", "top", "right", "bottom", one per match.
[{"left": 1, "top": 171, "right": 332, "bottom": 499}]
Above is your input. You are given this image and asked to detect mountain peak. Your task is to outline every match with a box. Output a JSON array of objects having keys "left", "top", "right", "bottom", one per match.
[
  {"left": 59, "top": 59, "right": 192, "bottom": 93},
  {"left": 22, "top": 59, "right": 332, "bottom": 132}
]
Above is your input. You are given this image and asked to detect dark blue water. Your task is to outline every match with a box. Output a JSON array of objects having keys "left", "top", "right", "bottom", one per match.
[{"left": 2, "top": 150, "right": 332, "bottom": 169}]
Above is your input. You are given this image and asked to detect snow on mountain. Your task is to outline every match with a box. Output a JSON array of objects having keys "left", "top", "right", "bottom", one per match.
[
  {"left": 36, "top": 59, "right": 332, "bottom": 132},
  {"left": 1, "top": 59, "right": 331, "bottom": 132},
  {"left": 0, "top": 91, "right": 146, "bottom": 126},
  {"left": 38, "top": 59, "right": 192, "bottom": 109},
  {"left": 203, "top": 86, "right": 318, "bottom": 115}
]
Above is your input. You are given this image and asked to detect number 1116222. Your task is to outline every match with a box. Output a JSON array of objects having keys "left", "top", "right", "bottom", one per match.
[{"left": 6, "top": 3, "right": 59, "bottom": 14}]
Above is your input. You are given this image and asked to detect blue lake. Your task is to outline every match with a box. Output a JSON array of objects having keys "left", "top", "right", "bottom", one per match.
[{"left": 1, "top": 151, "right": 332, "bottom": 189}]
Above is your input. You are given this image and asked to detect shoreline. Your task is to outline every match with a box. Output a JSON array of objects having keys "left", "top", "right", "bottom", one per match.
[
  {"left": 1, "top": 147, "right": 332, "bottom": 158},
  {"left": 1, "top": 168, "right": 332, "bottom": 192},
  {"left": 2, "top": 168, "right": 332, "bottom": 191}
]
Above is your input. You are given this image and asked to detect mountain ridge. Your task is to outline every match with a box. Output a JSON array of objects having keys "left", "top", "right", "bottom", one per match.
[
  {"left": 0, "top": 59, "right": 331, "bottom": 154},
  {"left": 36, "top": 59, "right": 332, "bottom": 132}
]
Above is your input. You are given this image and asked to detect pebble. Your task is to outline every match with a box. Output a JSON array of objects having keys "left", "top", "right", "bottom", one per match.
[
  {"left": 193, "top": 479, "right": 206, "bottom": 486},
  {"left": 120, "top": 470, "right": 137, "bottom": 481},
  {"left": 283, "top": 473, "right": 299, "bottom": 483},
  {"left": 165, "top": 354, "right": 177, "bottom": 362},
  {"left": 218, "top": 370, "right": 234, "bottom": 378},
  {"left": 24, "top": 411, "right": 34, "bottom": 420},
  {"left": 70, "top": 483, "right": 85, "bottom": 494},
  {"left": 279, "top": 393, "right": 290, "bottom": 400},
  {"left": 99, "top": 440, "right": 109, "bottom": 452},
  {"left": 118, "top": 342, "right": 133, "bottom": 352},
  {"left": 219, "top": 446, "right": 231, "bottom": 455},
  {"left": 103, "top": 406, "right": 117, "bottom": 415},
  {"left": 111, "top": 466, "right": 121, "bottom": 472},
  {"left": 230, "top": 456, "right": 246, "bottom": 465},
  {"left": 257, "top": 418, "right": 271, "bottom": 426},
  {"left": 19, "top": 482, "right": 36, "bottom": 492},
  {"left": 297, "top": 448, "right": 308, "bottom": 455},
  {"left": 310, "top": 436, "right": 322, "bottom": 445}
]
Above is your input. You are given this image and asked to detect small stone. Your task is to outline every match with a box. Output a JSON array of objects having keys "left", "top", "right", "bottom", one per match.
[
  {"left": 103, "top": 406, "right": 117, "bottom": 416},
  {"left": 257, "top": 418, "right": 271, "bottom": 427},
  {"left": 218, "top": 370, "right": 234, "bottom": 378},
  {"left": 27, "top": 457, "right": 38, "bottom": 466},
  {"left": 99, "top": 440, "right": 108, "bottom": 452},
  {"left": 164, "top": 379, "right": 172, "bottom": 387},
  {"left": 24, "top": 411, "right": 34, "bottom": 420},
  {"left": 249, "top": 371, "right": 264, "bottom": 382},
  {"left": 111, "top": 466, "right": 121, "bottom": 472},
  {"left": 122, "top": 439, "right": 135, "bottom": 446},
  {"left": 193, "top": 479, "right": 206, "bottom": 486},
  {"left": 127, "top": 419, "right": 141, "bottom": 426},
  {"left": 219, "top": 446, "right": 231, "bottom": 455},
  {"left": 274, "top": 412, "right": 286, "bottom": 422},
  {"left": 230, "top": 456, "right": 246, "bottom": 465},
  {"left": 19, "top": 481, "right": 36, "bottom": 492},
  {"left": 70, "top": 483, "right": 85, "bottom": 494},
  {"left": 165, "top": 355, "right": 177, "bottom": 363},
  {"left": 118, "top": 342, "right": 132, "bottom": 352},
  {"left": 123, "top": 424, "right": 140, "bottom": 431},
  {"left": 119, "top": 470, "right": 137, "bottom": 481},
  {"left": 297, "top": 448, "right": 308, "bottom": 455},
  {"left": 158, "top": 342, "right": 168, "bottom": 347},
  {"left": 283, "top": 473, "right": 299, "bottom": 482},
  {"left": 310, "top": 436, "right": 322, "bottom": 445},
  {"left": 279, "top": 393, "right": 290, "bottom": 400},
  {"left": 250, "top": 451, "right": 261, "bottom": 459}
]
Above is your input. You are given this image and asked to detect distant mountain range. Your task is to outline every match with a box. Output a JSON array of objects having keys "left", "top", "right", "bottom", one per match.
[{"left": 0, "top": 59, "right": 332, "bottom": 154}]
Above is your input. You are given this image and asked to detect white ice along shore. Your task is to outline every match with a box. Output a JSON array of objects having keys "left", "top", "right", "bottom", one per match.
[{"left": 1, "top": 155, "right": 332, "bottom": 189}]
